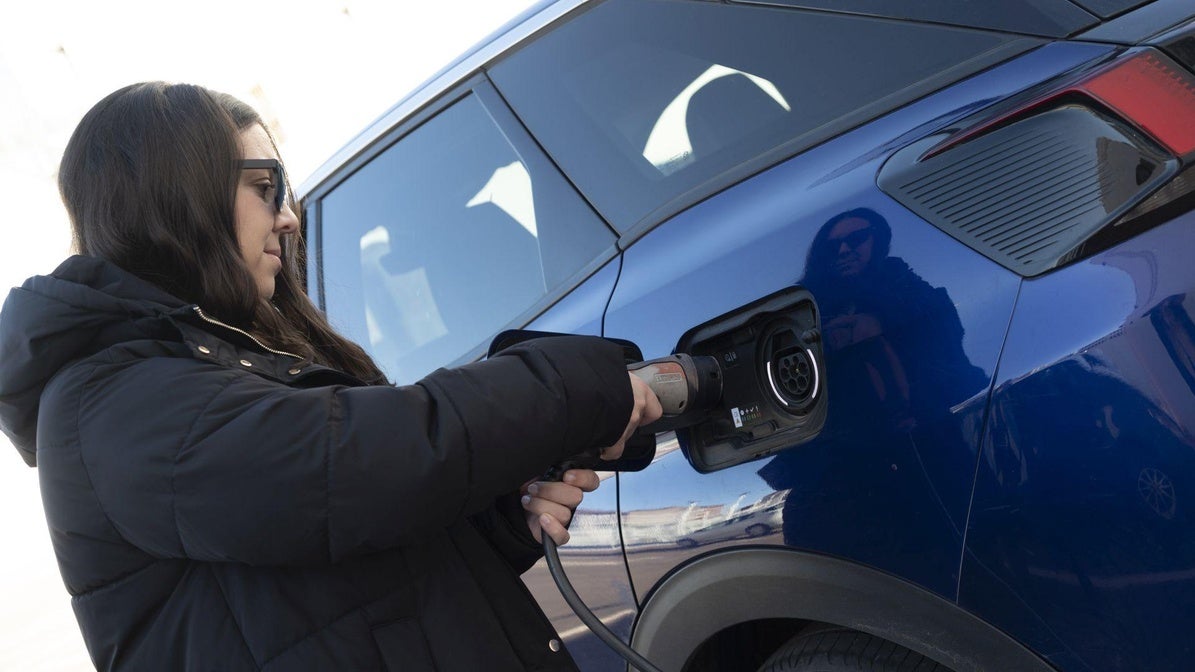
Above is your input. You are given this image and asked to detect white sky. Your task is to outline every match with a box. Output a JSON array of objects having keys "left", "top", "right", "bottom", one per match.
[{"left": 0, "top": 1, "right": 536, "bottom": 668}]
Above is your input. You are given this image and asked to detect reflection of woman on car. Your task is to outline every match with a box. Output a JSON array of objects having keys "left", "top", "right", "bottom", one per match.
[
  {"left": 0, "top": 82, "right": 661, "bottom": 671},
  {"left": 759, "top": 208, "right": 986, "bottom": 560},
  {"left": 801, "top": 208, "right": 985, "bottom": 435}
]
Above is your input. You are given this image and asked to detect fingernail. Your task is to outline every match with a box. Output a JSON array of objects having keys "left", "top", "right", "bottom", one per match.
[
  {"left": 540, "top": 514, "right": 553, "bottom": 528},
  {"left": 527, "top": 483, "right": 539, "bottom": 496},
  {"left": 563, "top": 472, "right": 576, "bottom": 484},
  {"left": 521, "top": 495, "right": 531, "bottom": 507}
]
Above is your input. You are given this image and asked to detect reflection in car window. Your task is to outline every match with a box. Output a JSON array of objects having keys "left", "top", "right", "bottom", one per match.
[
  {"left": 490, "top": 0, "right": 1025, "bottom": 232},
  {"left": 319, "top": 94, "right": 613, "bottom": 383},
  {"left": 644, "top": 64, "right": 791, "bottom": 176},
  {"left": 467, "top": 161, "right": 539, "bottom": 236}
]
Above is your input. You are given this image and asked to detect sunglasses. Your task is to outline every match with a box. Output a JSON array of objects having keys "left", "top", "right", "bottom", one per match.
[
  {"left": 239, "top": 159, "right": 288, "bottom": 212},
  {"left": 826, "top": 227, "right": 872, "bottom": 251}
]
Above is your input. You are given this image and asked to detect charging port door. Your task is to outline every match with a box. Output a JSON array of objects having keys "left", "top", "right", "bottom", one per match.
[{"left": 676, "top": 286, "right": 827, "bottom": 472}]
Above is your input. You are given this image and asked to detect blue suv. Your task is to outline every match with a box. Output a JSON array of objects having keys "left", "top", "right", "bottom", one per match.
[{"left": 299, "top": 1, "right": 1195, "bottom": 669}]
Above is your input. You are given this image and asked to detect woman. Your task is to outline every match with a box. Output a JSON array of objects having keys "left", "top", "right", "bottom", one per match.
[{"left": 0, "top": 82, "right": 661, "bottom": 671}]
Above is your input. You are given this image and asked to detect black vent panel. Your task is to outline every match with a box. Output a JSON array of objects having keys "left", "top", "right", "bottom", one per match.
[{"left": 879, "top": 105, "right": 1176, "bottom": 276}]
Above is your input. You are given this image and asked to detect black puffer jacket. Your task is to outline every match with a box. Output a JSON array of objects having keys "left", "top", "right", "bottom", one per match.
[{"left": 0, "top": 256, "right": 632, "bottom": 671}]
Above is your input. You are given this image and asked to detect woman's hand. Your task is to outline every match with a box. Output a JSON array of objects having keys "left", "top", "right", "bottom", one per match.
[
  {"left": 825, "top": 313, "right": 882, "bottom": 349},
  {"left": 599, "top": 372, "right": 664, "bottom": 462},
  {"left": 522, "top": 469, "right": 601, "bottom": 544},
  {"left": 525, "top": 373, "right": 663, "bottom": 545}
]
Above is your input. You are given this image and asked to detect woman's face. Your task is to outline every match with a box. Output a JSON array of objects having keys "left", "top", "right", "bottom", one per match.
[
  {"left": 826, "top": 216, "right": 874, "bottom": 278},
  {"left": 235, "top": 125, "right": 299, "bottom": 300}
]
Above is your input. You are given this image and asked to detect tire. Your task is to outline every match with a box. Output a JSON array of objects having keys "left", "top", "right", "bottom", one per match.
[{"left": 756, "top": 626, "right": 952, "bottom": 672}]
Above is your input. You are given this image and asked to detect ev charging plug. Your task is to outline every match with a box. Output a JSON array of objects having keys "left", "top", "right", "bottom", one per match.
[
  {"left": 544, "top": 353, "right": 724, "bottom": 672},
  {"left": 487, "top": 331, "right": 727, "bottom": 671}
]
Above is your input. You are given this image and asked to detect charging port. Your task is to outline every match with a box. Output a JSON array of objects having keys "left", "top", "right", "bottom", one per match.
[
  {"left": 675, "top": 287, "right": 827, "bottom": 472},
  {"left": 762, "top": 324, "right": 820, "bottom": 412}
]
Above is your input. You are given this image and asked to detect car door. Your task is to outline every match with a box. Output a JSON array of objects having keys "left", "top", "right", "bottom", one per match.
[{"left": 303, "top": 74, "right": 637, "bottom": 669}]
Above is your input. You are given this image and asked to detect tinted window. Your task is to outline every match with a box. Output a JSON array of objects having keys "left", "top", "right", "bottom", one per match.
[
  {"left": 319, "top": 93, "right": 613, "bottom": 382},
  {"left": 1070, "top": 0, "right": 1154, "bottom": 19},
  {"left": 735, "top": 0, "right": 1096, "bottom": 36},
  {"left": 490, "top": 0, "right": 1032, "bottom": 234}
]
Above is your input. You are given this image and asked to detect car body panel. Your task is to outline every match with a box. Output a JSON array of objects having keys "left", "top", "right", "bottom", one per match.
[
  {"left": 960, "top": 211, "right": 1195, "bottom": 672},
  {"left": 607, "top": 41, "right": 1110, "bottom": 605},
  {"left": 630, "top": 548, "right": 1057, "bottom": 672},
  {"left": 526, "top": 256, "right": 620, "bottom": 338}
]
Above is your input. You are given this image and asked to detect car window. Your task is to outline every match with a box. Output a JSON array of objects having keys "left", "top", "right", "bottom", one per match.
[
  {"left": 318, "top": 93, "right": 614, "bottom": 383},
  {"left": 489, "top": 0, "right": 1033, "bottom": 235},
  {"left": 733, "top": 0, "right": 1097, "bottom": 36},
  {"left": 1068, "top": 0, "right": 1154, "bottom": 19}
]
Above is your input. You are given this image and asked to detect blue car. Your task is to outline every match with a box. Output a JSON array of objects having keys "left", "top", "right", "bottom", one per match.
[{"left": 299, "top": 1, "right": 1195, "bottom": 669}]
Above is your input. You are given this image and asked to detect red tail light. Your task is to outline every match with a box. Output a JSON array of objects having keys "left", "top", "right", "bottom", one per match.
[
  {"left": 883, "top": 47, "right": 1195, "bottom": 276},
  {"left": 925, "top": 49, "right": 1195, "bottom": 161},
  {"left": 1082, "top": 51, "right": 1195, "bottom": 158}
]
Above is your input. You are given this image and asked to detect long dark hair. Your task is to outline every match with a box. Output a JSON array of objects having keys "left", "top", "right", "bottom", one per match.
[
  {"left": 58, "top": 82, "right": 384, "bottom": 382},
  {"left": 802, "top": 207, "right": 893, "bottom": 289}
]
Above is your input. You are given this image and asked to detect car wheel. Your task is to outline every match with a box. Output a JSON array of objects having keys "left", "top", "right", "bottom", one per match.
[{"left": 756, "top": 625, "right": 951, "bottom": 671}]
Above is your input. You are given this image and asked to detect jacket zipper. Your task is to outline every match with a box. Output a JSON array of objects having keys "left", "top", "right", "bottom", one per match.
[{"left": 191, "top": 306, "right": 303, "bottom": 360}]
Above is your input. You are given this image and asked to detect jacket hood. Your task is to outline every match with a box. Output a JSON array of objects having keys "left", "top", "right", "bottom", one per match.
[{"left": 0, "top": 255, "right": 189, "bottom": 466}]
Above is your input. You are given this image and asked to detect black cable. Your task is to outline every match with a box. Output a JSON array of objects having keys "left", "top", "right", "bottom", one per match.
[{"left": 542, "top": 535, "right": 663, "bottom": 672}]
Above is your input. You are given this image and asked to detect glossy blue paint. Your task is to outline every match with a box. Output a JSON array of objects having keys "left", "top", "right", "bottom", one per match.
[
  {"left": 609, "top": 42, "right": 1111, "bottom": 606},
  {"left": 527, "top": 254, "right": 620, "bottom": 336},
  {"left": 961, "top": 211, "right": 1195, "bottom": 671}
]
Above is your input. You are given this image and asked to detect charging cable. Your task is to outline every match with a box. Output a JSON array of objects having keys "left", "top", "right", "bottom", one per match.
[{"left": 542, "top": 535, "right": 663, "bottom": 672}]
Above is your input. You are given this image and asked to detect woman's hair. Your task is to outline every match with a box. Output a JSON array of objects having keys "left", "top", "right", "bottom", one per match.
[{"left": 59, "top": 81, "right": 385, "bottom": 382}]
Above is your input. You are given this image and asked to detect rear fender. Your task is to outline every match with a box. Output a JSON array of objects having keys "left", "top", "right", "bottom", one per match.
[{"left": 631, "top": 548, "right": 1054, "bottom": 672}]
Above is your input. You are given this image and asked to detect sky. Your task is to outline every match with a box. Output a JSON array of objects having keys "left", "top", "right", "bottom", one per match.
[{"left": 0, "top": 1, "right": 537, "bottom": 668}]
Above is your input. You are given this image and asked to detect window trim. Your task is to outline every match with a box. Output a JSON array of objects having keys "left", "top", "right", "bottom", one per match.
[{"left": 303, "top": 73, "right": 620, "bottom": 374}]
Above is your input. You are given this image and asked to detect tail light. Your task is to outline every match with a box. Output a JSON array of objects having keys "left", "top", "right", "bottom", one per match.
[
  {"left": 879, "top": 47, "right": 1195, "bottom": 276},
  {"left": 1082, "top": 52, "right": 1195, "bottom": 157}
]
